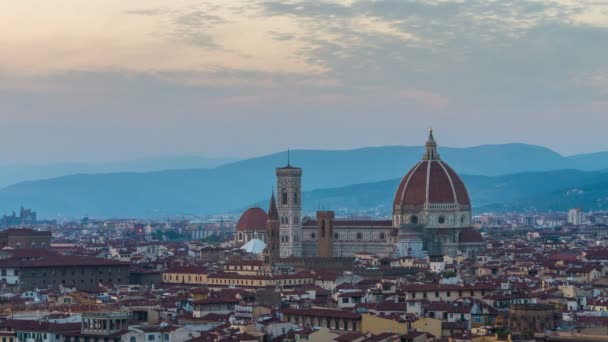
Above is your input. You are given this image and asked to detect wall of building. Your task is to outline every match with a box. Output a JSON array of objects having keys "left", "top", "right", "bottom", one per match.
[
  {"left": 19, "top": 264, "right": 130, "bottom": 291},
  {"left": 361, "top": 314, "right": 408, "bottom": 335}
]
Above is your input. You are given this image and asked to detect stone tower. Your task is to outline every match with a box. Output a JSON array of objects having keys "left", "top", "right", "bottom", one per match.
[
  {"left": 264, "top": 191, "right": 280, "bottom": 271},
  {"left": 276, "top": 156, "right": 303, "bottom": 257},
  {"left": 316, "top": 211, "right": 335, "bottom": 258}
]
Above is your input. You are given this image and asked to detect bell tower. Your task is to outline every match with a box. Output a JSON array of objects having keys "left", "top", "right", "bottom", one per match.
[
  {"left": 264, "top": 191, "right": 280, "bottom": 271},
  {"left": 276, "top": 151, "right": 303, "bottom": 257}
]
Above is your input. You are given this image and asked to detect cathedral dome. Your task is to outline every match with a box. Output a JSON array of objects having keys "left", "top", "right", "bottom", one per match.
[
  {"left": 236, "top": 208, "right": 268, "bottom": 232},
  {"left": 393, "top": 130, "right": 470, "bottom": 207},
  {"left": 458, "top": 228, "right": 483, "bottom": 243}
]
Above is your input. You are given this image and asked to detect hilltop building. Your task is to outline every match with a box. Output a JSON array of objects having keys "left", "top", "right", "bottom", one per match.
[{"left": 236, "top": 130, "right": 483, "bottom": 259}]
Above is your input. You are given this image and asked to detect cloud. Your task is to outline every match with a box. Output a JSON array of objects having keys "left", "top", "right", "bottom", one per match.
[
  {"left": 124, "top": 8, "right": 170, "bottom": 16},
  {"left": 1, "top": 0, "right": 608, "bottom": 160},
  {"left": 268, "top": 30, "right": 296, "bottom": 41}
]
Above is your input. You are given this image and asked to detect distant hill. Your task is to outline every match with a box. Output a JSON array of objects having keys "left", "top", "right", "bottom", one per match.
[
  {"left": 0, "top": 156, "right": 234, "bottom": 188},
  {"left": 0, "top": 143, "right": 607, "bottom": 218},
  {"left": 0, "top": 143, "right": 606, "bottom": 189},
  {"left": 298, "top": 169, "right": 608, "bottom": 214}
]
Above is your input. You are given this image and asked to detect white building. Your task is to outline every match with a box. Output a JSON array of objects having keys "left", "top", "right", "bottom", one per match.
[{"left": 568, "top": 208, "right": 585, "bottom": 225}]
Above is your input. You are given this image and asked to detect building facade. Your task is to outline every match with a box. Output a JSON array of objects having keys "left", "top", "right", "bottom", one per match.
[
  {"left": 568, "top": 208, "right": 585, "bottom": 225},
  {"left": 0, "top": 228, "right": 51, "bottom": 249}
]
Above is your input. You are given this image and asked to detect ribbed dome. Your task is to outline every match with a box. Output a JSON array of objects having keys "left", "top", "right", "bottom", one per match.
[
  {"left": 394, "top": 129, "right": 470, "bottom": 207},
  {"left": 458, "top": 228, "right": 483, "bottom": 243},
  {"left": 236, "top": 208, "right": 268, "bottom": 232},
  {"left": 393, "top": 160, "right": 470, "bottom": 206}
]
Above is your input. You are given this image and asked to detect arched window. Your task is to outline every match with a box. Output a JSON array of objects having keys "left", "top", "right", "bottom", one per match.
[
  {"left": 1, "top": 269, "right": 6, "bottom": 276},
  {"left": 282, "top": 189, "right": 288, "bottom": 205},
  {"left": 238, "top": 232, "right": 243, "bottom": 241},
  {"left": 321, "top": 221, "right": 326, "bottom": 238},
  {"left": 131, "top": 337, "right": 136, "bottom": 342},
  {"left": 293, "top": 191, "right": 299, "bottom": 205}
]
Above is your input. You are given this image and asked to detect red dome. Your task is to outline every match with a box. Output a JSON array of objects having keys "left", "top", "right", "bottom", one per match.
[
  {"left": 393, "top": 160, "right": 470, "bottom": 207},
  {"left": 236, "top": 208, "right": 268, "bottom": 231},
  {"left": 458, "top": 228, "right": 483, "bottom": 243}
]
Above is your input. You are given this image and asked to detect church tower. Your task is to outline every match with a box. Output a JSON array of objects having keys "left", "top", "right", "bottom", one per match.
[
  {"left": 264, "top": 191, "right": 280, "bottom": 271},
  {"left": 316, "top": 211, "right": 335, "bottom": 258},
  {"left": 276, "top": 154, "right": 303, "bottom": 257}
]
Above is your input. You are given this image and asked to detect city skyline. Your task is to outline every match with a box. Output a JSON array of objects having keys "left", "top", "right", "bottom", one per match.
[{"left": 0, "top": 0, "right": 607, "bottom": 163}]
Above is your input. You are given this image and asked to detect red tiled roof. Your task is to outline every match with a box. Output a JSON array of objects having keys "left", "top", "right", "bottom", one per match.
[
  {"left": 393, "top": 160, "right": 470, "bottom": 206},
  {"left": 236, "top": 208, "right": 268, "bottom": 232},
  {"left": 0, "top": 255, "right": 129, "bottom": 268},
  {"left": 459, "top": 228, "right": 483, "bottom": 243},
  {"left": 282, "top": 307, "right": 361, "bottom": 320}
]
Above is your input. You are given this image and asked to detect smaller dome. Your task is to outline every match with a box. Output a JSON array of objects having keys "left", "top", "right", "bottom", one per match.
[
  {"left": 459, "top": 228, "right": 483, "bottom": 243},
  {"left": 236, "top": 208, "right": 268, "bottom": 231}
]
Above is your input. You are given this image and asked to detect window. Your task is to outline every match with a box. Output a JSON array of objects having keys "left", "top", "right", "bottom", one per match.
[
  {"left": 164, "top": 334, "right": 170, "bottom": 341},
  {"left": 131, "top": 338, "right": 136, "bottom": 342},
  {"left": 342, "top": 298, "right": 349, "bottom": 303},
  {"left": 1, "top": 269, "right": 5, "bottom": 276},
  {"left": 293, "top": 191, "right": 298, "bottom": 205},
  {"left": 410, "top": 215, "right": 418, "bottom": 224},
  {"left": 282, "top": 189, "right": 288, "bottom": 205},
  {"left": 356, "top": 232, "right": 362, "bottom": 240},
  {"left": 379, "top": 233, "right": 385, "bottom": 240},
  {"left": 438, "top": 216, "right": 445, "bottom": 224}
]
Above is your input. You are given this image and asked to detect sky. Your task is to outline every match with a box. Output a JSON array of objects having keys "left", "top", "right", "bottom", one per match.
[{"left": 0, "top": 0, "right": 607, "bottom": 163}]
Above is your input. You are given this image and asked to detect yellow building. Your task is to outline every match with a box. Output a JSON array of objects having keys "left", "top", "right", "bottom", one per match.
[
  {"left": 413, "top": 317, "right": 442, "bottom": 338},
  {"left": 362, "top": 314, "right": 408, "bottom": 335},
  {"left": 161, "top": 266, "right": 208, "bottom": 285},
  {"left": 361, "top": 314, "right": 442, "bottom": 339}
]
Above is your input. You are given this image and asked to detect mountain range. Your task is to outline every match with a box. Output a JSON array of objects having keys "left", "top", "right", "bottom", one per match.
[
  {"left": 0, "top": 143, "right": 606, "bottom": 218},
  {"left": 300, "top": 169, "right": 608, "bottom": 215},
  {"left": 0, "top": 156, "right": 234, "bottom": 188}
]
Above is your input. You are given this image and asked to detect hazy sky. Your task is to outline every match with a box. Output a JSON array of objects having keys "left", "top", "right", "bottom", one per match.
[{"left": 1, "top": 0, "right": 607, "bottom": 163}]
